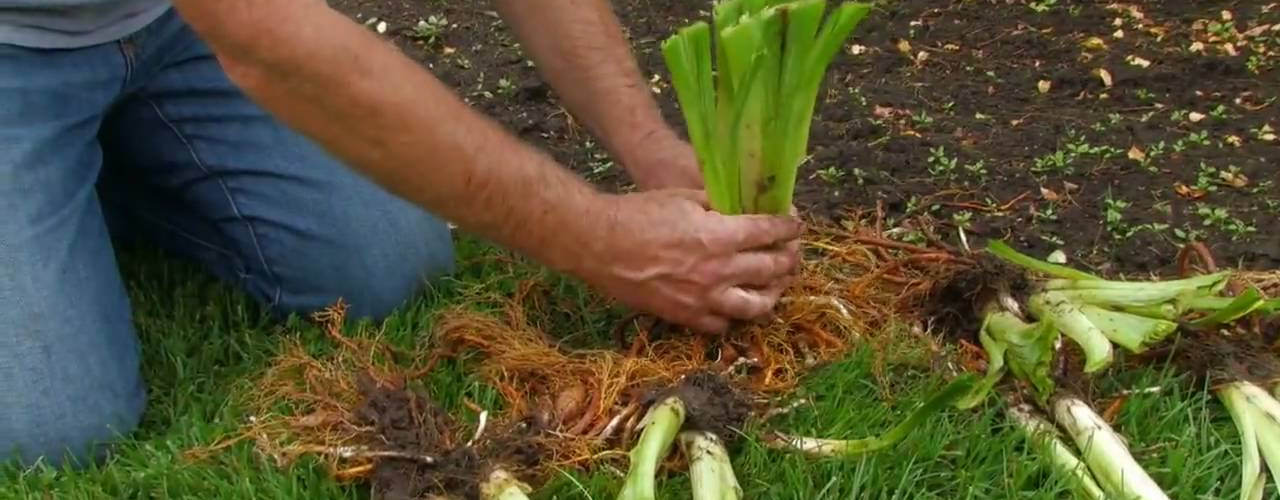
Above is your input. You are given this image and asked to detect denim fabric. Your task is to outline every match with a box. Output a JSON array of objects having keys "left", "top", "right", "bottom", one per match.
[{"left": 0, "top": 9, "right": 455, "bottom": 468}]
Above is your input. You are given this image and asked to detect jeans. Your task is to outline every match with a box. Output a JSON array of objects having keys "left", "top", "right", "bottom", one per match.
[{"left": 0, "top": 9, "right": 456, "bottom": 468}]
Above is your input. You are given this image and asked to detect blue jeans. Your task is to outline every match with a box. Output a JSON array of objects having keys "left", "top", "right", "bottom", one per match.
[{"left": 0, "top": 9, "right": 455, "bottom": 468}]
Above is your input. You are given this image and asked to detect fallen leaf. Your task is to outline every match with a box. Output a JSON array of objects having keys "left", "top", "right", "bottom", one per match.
[
  {"left": 1040, "top": 187, "right": 1061, "bottom": 201},
  {"left": 1126, "top": 55, "right": 1152, "bottom": 68},
  {"left": 896, "top": 39, "right": 912, "bottom": 55},
  {"left": 1222, "top": 43, "right": 1239, "bottom": 56},
  {"left": 1222, "top": 10, "right": 1234, "bottom": 21},
  {"left": 1225, "top": 134, "right": 1244, "bottom": 146},
  {"left": 873, "top": 105, "right": 898, "bottom": 118},
  {"left": 1038, "top": 80, "right": 1052, "bottom": 93},
  {"left": 1175, "top": 183, "right": 1207, "bottom": 200},
  {"left": 1010, "top": 118, "right": 1024, "bottom": 127},
  {"left": 1063, "top": 181, "right": 1081, "bottom": 193},
  {"left": 944, "top": 43, "right": 961, "bottom": 51},
  {"left": 1113, "top": 29, "right": 1126, "bottom": 39},
  {"left": 1127, "top": 145, "right": 1147, "bottom": 161},
  {"left": 376, "top": 21, "right": 388, "bottom": 34},
  {"left": 1189, "top": 41, "right": 1206, "bottom": 53},
  {"left": 916, "top": 51, "right": 930, "bottom": 63},
  {"left": 442, "top": 46, "right": 457, "bottom": 55},
  {"left": 1260, "top": 124, "right": 1276, "bottom": 142},
  {"left": 1113, "top": 17, "right": 1124, "bottom": 27},
  {"left": 1189, "top": 111, "right": 1206, "bottom": 122},
  {"left": 1081, "top": 37, "right": 1109, "bottom": 50},
  {"left": 1219, "top": 170, "right": 1249, "bottom": 188},
  {"left": 1243, "top": 24, "right": 1273, "bottom": 37},
  {"left": 1094, "top": 68, "right": 1114, "bottom": 87}
]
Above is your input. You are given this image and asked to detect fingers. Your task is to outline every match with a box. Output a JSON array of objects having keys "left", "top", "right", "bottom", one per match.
[
  {"left": 725, "top": 213, "right": 804, "bottom": 251},
  {"left": 668, "top": 188, "right": 712, "bottom": 209},
  {"left": 720, "top": 249, "right": 800, "bottom": 287},
  {"left": 709, "top": 286, "right": 778, "bottom": 321}
]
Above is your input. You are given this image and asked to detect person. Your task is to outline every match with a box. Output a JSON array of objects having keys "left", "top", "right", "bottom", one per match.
[{"left": 0, "top": 0, "right": 804, "bottom": 470}]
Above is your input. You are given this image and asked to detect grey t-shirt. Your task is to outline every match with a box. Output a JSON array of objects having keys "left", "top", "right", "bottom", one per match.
[{"left": 0, "top": 0, "right": 171, "bottom": 49}]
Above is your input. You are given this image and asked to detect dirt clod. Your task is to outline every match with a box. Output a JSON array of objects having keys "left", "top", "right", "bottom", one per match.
[{"left": 652, "top": 371, "right": 752, "bottom": 440}]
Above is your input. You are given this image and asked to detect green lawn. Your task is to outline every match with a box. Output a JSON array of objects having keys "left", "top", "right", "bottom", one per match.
[{"left": 1, "top": 237, "right": 1250, "bottom": 499}]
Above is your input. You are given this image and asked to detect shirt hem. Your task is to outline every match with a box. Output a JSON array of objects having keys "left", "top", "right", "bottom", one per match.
[{"left": 0, "top": 3, "right": 171, "bottom": 50}]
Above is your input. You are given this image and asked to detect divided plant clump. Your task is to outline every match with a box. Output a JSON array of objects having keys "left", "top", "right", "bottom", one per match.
[{"left": 920, "top": 240, "right": 1280, "bottom": 500}]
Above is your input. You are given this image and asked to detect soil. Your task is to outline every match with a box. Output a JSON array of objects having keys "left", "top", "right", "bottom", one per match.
[
  {"left": 353, "top": 374, "right": 542, "bottom": 500},
  {"left": 650, "top": 370, "right": 752, "bottom": 439},
  {"left": 920, "top": 252, "right": 1032, "bottom": 343},
  {"left": 325, "top": 0, "right": 1279, "bottom": 278},
  {"left": 1165, "top": 329, "right": 1280, "bottom": 386}
]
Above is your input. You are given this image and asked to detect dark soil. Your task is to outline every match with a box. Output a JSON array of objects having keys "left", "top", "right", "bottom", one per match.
[
  {"left": 353, "top": 374, "right": 542, "bottom": 500},
  {"left": 1165, "top": 329, "right": 1280, "bottom": 386},
  {"left": 920, "top": 253, "right": 1032, "bottom": 343},
  {"left": 650, "top": 370, "right": 752, "bottom": 440},
  {"left": 326, "top": 0, "right": 1279, "bottom": 278}
]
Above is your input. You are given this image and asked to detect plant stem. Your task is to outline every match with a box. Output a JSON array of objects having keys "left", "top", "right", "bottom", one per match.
[{"left": 616, "top": 396, "right": 687, "bottom": 500}]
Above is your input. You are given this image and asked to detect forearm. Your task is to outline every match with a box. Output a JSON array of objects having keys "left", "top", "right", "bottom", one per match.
[
  {"left": 492, "top": 0, "right": 676, "bottom": 173},
  {"left": 170, "top": 0, "right": 604, "bottom": 273}
]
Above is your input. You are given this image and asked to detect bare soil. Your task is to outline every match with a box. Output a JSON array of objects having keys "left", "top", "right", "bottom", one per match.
[{"left": 325, "top": 0, "right": 1279, "bottom": 275}]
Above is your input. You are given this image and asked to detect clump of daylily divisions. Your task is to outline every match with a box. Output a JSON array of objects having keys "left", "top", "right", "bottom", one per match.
[{"left": 924, "top": 239, "right": 1280, "bottom": 500}]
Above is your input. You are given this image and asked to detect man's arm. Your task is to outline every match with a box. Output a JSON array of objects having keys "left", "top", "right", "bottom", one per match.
[
  {"left": 168, "top": 0, "right": 803, "bottom": 333},
  {"left": 492, "top": 0, "right": 702, "bottom": 191}
]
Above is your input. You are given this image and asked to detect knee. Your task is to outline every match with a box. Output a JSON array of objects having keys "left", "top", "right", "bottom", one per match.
[
  {"left": 270, "top": 205, "right": 457, "bottom": 320},
  {"left": 0, "top": 383, "right": 145, "bottom": 470}
]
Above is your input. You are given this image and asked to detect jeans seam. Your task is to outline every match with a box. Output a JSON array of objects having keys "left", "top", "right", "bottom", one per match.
[
  {"left": 143, "top": 97, "right": 284, "bottom": 307},
  {"left": 128, "top": 210, "right": 247, "bottom": 275}
]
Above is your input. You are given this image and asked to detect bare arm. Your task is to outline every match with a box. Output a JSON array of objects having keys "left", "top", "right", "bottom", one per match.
[
  {"left": 168, "top": 0, "right": 803, "bottom": 333},
  {"left": 492, "top": 0, "right": 701, "bottom": 190},
  {"left": 169, "top": 0, "right": 602, "bottom": 274}
]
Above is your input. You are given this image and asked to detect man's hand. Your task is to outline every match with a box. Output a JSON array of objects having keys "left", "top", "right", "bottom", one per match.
[{"left": 576, "top": 189, "right": 803, "bottom": 334}]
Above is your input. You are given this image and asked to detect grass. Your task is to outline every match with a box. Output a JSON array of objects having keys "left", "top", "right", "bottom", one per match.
[{"left": 0, "top": 235, "right": 1255, "bottom": 500}]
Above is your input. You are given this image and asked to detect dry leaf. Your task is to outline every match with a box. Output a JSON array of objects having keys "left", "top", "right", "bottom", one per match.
[
  {"left": 1126, "top": 55, "right": 1152, "bottom": 68},
  {"left": 1189, "top": 111, "right": 1206, "bottom": 122},
  {"left": 1222, "top": 10, "right": 1234, "bottom": 21},
  {"left": 944, "top": 43, "right": 961, "bottom": 51},
  {"left": 1127, "top": 145, "right": 1147, "bottom": 161},
  {"left": 1219, "top": 170, "right": 1249, "bottom": 188},
  {"left": 916, "top": 51, "right": 930, "bottom": 63},
  {"left": 1094, "top": 68, "right": 1114, "bottom": 87},
  {"left": 1225, "top": 134, "right": 1244, "bottom": 146},
  {"left": 1174, "top": 183, "right": 1207, "bottom": 200},
  {"left": 1038, "top": 80, "right": 1052, "bottom": 93},
  {"left": 1040, "top": 187, "right": 1061, "bottom": 201},
  {"left": 1189, "top": 41, "right": 1206, "bottom": 53},
  {"left": 1222, "top": 43, "right": 1238, "bottom": 56},
  {"left": 1243, "top": 24, "right": 1273, "bottom": 37},
  {"left": 896, "top": 39, "right": 912, "bottom": 55},
  {"left": 1081, "top": 37, "right": 1109, "bottom": 50},
  {"left": 1113, "top": 29, "right": 1126, "bottom": 39},
  {"left": 1063, "top": 181, "right": 1081, "bottom": 193},
  {"left": 1010, "top": 118, "right": 1024, "bottom": 127},
  {"left": 873, "top": 105, "right": 898, "bottom": 118},
  {"left": 1260, "top": 124, "right": 1276, "bottom": 142}
]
